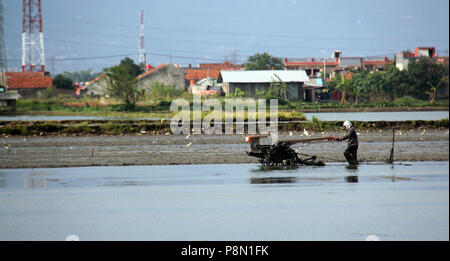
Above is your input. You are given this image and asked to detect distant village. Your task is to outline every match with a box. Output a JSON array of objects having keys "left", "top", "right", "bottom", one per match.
[{"left": 1, "top": 46, "right": 449, "bottom": 104}]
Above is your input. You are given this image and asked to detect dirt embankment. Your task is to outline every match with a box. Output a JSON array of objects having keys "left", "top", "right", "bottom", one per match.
[
  {"left": 0, "top": 118, "right": 448, "bottom": 136},
  {"left": 0, "top": 129, "right": 448, "bottom": 169}
]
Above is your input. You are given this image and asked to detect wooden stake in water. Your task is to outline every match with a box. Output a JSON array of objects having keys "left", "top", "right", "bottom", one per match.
[
  {"left": 91, "top": 144, "right": 95, "bottom": 157},
  {"left": 387, "top": 129, "right": 395, "bottom": 164}
]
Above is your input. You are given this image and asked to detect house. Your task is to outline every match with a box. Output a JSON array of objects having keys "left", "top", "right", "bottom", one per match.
[
  {"left": 303, "top": 78, "right": 327, "bottom": 102},
  {"left": 85, "top": 74, "right": 107, "bottom": 96},
  {"left": 284, "top": 57, "right": 339, "bottom": 77},
  {"left": 1, "top": 72, "right": 52, "bottom": 98},
  {"left": 136, "top": 64, "right": 185, "bottom": 94},
  {"left": 415, "top": 47, "right": 437, "bottom": 58},
  {"left": 361, "top": 56, "right": 392, "bottom": 71},
  {"left": 284, "top": 51, "right": 393, "bottom": 77},
  {"left": 217, "top": 70, "right": 309, "bottom": 100},
  {"left": 183, "top": 62, "right": 243, "bottom": 86},
  {"left": 198, "top": 61, "right": 243, "bottom": 71},
  {"left": 0, "top": 88, "right": 20, "bottom": 110},
  {"left": 85, "top": 64, "right": 186, "bottom": 97},
  {"left": 396, "top": 47, "right": 438, "bottom": 71},
  {"left": 189, "top": 77, "right": 220, "bottom": 96}
]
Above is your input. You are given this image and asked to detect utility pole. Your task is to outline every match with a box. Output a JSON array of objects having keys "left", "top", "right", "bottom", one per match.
[
  {"left": 0, "top": 0, "right": 7, "bottom": 79},
  {"left": 51, "top": 55, "right": 55, "bottom": 74},
  {"left": 22, "top": 0, "right": 46, "bottom": 72},
  {"left": 139, "top": 10, "right": 146, "bottom": 66}
]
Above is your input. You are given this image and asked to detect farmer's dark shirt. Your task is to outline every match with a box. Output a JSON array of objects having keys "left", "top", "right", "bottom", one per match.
[{"left": 343, "top": 127, "right": 358, "bottom": 147}]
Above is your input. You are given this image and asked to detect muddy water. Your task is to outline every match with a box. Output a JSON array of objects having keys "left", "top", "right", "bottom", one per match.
[
  {"left": 0, "top": 162, "right": 448, "bottom": 241},
  {"left": 303, "top": 111, "right": 449, "bottom": 121},
  {"left": 1, "top": 110, "right": 448, "bottom": 122}
]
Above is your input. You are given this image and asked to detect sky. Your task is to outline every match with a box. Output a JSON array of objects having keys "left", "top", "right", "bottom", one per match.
[{"left": 3, "top": 0, "right": 449, "bottom": 75}]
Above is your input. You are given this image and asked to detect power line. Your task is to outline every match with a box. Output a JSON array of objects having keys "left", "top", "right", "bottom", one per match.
[
  {"left": 5, "top": 13, "right": 449, "bottom": 44},
  {"left": 6, "top": 52, "right": 244, "bottom": 63},
  {"left": 19, "top": 25, "right": 399, "bottom": 53}
]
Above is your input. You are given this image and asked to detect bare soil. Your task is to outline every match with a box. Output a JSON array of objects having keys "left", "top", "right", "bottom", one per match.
[{"left": 1, "top": 129, "right": 448, "bottom": 168}]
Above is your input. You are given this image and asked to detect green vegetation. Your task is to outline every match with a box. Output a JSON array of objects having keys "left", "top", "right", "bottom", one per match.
[
  {"left": 150, "top": 81, "right": 186, "bottom": 100},
  {"left": 103, "top": 58, "right": 144, "bottom": 111},
  {"left": 41, "top": 86, "right": 57, "bottom": 99},
  {"left": 59, "top": 69, "right": 103, "bottom": 83},
  {"left": 280, "top": 98, "right": 448, "bottom": 110},
  {"left": 327, "top": 59, "right": 449, "bottom": 104},
  {"left": 52, "top": 74, "right": 73, "bottom": 89},
  {"left": 245, "top": 52, "right": 285, "bottom": 70},
  {"left": 4, "top": 95, "right": 447, "bottom": 121},
  {"left": 2, "top": 55, "right": 448, "bottom": 124}
]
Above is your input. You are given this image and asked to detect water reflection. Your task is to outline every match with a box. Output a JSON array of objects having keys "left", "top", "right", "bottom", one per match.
[
  {"left": 24, "top": 173, "right": 47, "bottom": 188},
  {"left": 345, "top": 164, "right": 358, "bottom": 170},
  {"left": 0, "top": 172, "right": 6, "bottom": 188},
  {"left": 0, "top": 172, "right": 48, "bottom": 189},
  {"left": 345, "top": 176, "right": 359, "bottom": 183},
  {"left": 252, "top": 165, "right": 300, "bottom": 173},
  {"left": 250, "top": 177, "right": 297, "bottom": 184}
]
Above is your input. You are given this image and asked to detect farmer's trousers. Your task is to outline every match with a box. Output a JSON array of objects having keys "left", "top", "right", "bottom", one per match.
[{"left": 344, "top": 145, "right": 358, "bottom": 165}]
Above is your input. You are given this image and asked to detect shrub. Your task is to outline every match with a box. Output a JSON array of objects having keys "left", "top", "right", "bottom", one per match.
[{"left": 151, "top": 82, "right": 184, "bottom": 99}]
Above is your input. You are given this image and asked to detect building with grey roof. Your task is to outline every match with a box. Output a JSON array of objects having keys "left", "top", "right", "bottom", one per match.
[{"left": 218, "top": 70, "right": 309, "bottom": 100}]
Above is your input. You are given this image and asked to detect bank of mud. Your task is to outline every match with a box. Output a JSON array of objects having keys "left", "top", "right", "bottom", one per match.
[
  {"left": 0, "top": 118, "right": 448, "bottom": 136},
  {"left": 0, "top": 129, "right": 448, "bottom": 169}
]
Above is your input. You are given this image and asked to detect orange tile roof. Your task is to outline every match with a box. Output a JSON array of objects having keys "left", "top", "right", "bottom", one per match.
[
  {"left": 4, "top": 72, "right": 53, "bottom": 89},
  {"left": 184, "top": 69, "right": 221, "bottom": 81},
  {"left": 184, "top": 62, "right": 243, "bottom": 81},
  {"left": 136, "top": 63, "right": 168, "bottom": 80},
  {"left": 343, "top": 72, "right": 353, "bottom": 80},
  {"left": 199, "top": 62, "right": 243, "bottom": 71}
]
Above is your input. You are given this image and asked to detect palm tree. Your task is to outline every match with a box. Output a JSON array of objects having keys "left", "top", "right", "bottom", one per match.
[
  {"left": 336, "top": 76, "right": 350, "bottom": 105},
  {"left": 425, "top": 83, "right": 437, "bottom": 104},
  {"left": 273, "top": 74, "right": 290, "bottom": 100}
]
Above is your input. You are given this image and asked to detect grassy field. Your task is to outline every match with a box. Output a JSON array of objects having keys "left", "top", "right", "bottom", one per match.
[
  {"left": 2, "top": 96, "right": 448, "bottom": 119},
  {"left": 3, "top": 97, "right": 309, "bottom": 121}
]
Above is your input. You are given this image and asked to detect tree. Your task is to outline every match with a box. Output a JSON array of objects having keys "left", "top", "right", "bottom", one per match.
[
  {"left": 118, "top": 57, "right": 144, "bottom": 77},
  {"left": 407, "top": 58, "right": 446, "bottom": 100},
  {"left": 272, "top": 73, "right": 290, "bottom": 100},
  {"left": 336, "top": 76, "right": 350, "bottom": 105},
  {"left": 245, "top": 52, "right": 284, "bottom": 70},
  {"left": 425, "top": 85, "right": 437, "bottom": 104},
  {"left": 104, "top": 58, "right": 142, "bottom": 111},
  {"left": 61, "top": 69, "right": 102, "bottom": 83},
  {"left": 53, "top": 74, "right": 73, "bottom": 89},
  {"left": 364, "top": 72, "right": 385, "bottom": 102},
  {"left": 349, "top": 72, "right": 365, "bottom": 105}
]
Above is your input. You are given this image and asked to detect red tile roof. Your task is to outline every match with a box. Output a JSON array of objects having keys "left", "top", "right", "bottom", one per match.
[
  {"left": 136, "top": 63, "right": 168, "bottom": 80},
  {"left": 199, "top": 61, "right": 243, "bottom": 71},
  {"left": 184, "top": 62, "right": 243, "bottom": 82},
  {"left": 184, "top": 69, "right": 221, "bottom": 81},
  {"left": 3, "top": 72, "right": 53, "bottom": 89},
  {"left": 343, "top": 72, "right": 353, "bottom": 80}
]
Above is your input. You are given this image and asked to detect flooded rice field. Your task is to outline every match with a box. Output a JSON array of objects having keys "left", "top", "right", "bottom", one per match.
[
  {"left": 1, "top": 131, "right": 448, "bottom": 168},
  {"left": 1, "top": 110, "right": 448, "bottom": 122},
  {"left": 0, "top": 162, "right": 448, "bottom": 241},
  {"left": 303, "top": 110, "right": 449, "bottom": 121}
]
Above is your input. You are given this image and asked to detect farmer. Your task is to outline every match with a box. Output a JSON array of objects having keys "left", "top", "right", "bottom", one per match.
[{"left": 335, "top": 120, "right": 359, "bottom": 165}]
